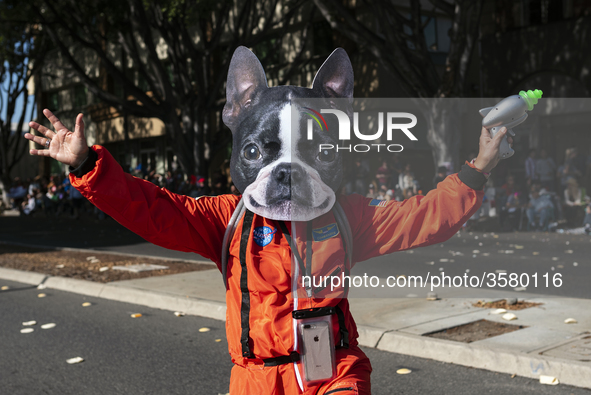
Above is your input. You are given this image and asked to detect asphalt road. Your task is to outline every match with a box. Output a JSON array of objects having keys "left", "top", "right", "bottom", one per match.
[
  {"left": 1, "top": 279, "right": 589, "bottom": 395},
  {"left": 1, "top": 215, "right": 590, "bottom": 298}
]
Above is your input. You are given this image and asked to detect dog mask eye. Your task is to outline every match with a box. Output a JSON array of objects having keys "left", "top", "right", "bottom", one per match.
[
  {"left": 243, "top": 144, "right": 261, "bottom": 160},
  {"left": 317, "top": 148, "right": 335, "bottom": 163}
]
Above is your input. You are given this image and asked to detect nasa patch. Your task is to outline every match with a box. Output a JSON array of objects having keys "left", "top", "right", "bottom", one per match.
[
  {"left": 312, "top": 223, "right": 340, "bottom": 242},
  {"left": 253, "top": 226, "right": 277, "bottom": 247}
]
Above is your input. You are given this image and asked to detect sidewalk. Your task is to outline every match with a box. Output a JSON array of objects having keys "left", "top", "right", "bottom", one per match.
[{"left": 1, "top": 213, "right": 590, "bottom": 389}]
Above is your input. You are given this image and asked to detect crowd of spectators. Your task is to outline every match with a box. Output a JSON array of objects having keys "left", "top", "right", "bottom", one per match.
[
  {"left": 343, "top": 156, "right": 431, "bottom": 202},
  {"left": 3, "top": 163, "right": 239, "bottom": 219},
  {"left": 497, "top": 147, "right": 591, "bottom": 233},
  {"left": 4, "top": 148, "right": 591, "bottom": 236}
]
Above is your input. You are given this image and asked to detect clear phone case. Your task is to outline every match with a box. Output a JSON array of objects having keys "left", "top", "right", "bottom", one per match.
[{"left": 297, "top": 315, "right": 336, "bottom": 385}]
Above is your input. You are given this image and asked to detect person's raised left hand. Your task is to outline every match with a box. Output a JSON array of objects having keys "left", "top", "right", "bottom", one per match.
[{"left": 473, "top": 127, "right": 514, "bottom": 173}]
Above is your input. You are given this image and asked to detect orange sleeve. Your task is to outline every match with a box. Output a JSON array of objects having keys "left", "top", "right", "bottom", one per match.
[
  {"left": 342, "top": 173, "right": 483, "bottom": 263},
  {"left": 69, "top": 146, "right": 238, "bottom": 268}
]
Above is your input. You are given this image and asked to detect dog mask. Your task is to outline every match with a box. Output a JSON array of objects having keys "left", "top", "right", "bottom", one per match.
[{"left": 223, "top": 46, "right": 354, "bottom": 221}]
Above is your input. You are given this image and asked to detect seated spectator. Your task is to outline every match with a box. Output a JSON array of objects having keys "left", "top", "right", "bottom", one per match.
[
  {"left": 398, "top": 164, "right": 417, "bottom": 197},
  {"left": 527, "top": 190, "right": 553, "bottom": 230},
  {"left": 20, "top": 193, "right": 36, "bottom": 215},
  {"left": 376, "top": 185, "right": 388, "bottom": 200},
  {"left": 8, "top": 178, "right": 27, "bottom": 209},
  {"left": 500, "top": 191, "right": 523, "bottom": 230},
  {"left": 385, "top": 189, "right": 394, "bottom": 201},
  {"left": 564, "top": 178, "right": 587, "bottom": 227},
  {"left": 366, "top": 184, "right": 377, "bottom": 199}
]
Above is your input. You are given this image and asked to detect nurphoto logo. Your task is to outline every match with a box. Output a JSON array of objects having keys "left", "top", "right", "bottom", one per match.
[{"left": 304, "top": 108, "right": 419, "bottom": 153}]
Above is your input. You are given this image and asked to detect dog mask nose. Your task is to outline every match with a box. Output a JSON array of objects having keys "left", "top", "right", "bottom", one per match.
[{"left": 271, "top": 163, "right": 305, "bottom": 186}]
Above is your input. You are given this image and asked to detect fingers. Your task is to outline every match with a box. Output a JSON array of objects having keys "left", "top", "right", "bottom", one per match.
[
  {"left": 24, "top": 133, "right": 51, "bottom": 147},
  {"left": 492, "top": 127, "right": 508, "bottom": 147},
  {"left": 43, "top": 109, "right": 68, "bottom": 132},
  {"left": 28, "top": 121, "right": 55, "bottom": 138},
  {"left": 74, "top": 113, "right": 85, "bottom": 137},
  {"left": 480, "top": 127, "right": 491, "bottom": 139},
  {"left": 29, "top": 148, "right": 53, "bottom": 157}
]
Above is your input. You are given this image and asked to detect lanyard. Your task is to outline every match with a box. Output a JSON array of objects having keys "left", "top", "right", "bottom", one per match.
[{"left": 278, "top": 221, "right": 314, "bottom": 297}]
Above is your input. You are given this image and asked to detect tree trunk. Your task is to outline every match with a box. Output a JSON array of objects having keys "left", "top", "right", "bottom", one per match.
[
  {"left": 422, "top": 99, "right": 463, "bottom": 173},
  {"left": 0, "top": 176, "right": 11, "bottom": 209}
]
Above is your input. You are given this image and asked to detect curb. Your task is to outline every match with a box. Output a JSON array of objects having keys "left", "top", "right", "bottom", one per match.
[
  {"left": 0, "top": 267, "right": 226, "bottom": 322},
  {"left": 0, "top": 241, "right": 216, "bottom": 266},
  {"left": 1, "top": 266, "right": 589, "bottom": 390},
  {"left": 375, "top": 330, "right": 591, "bottom": 389}
]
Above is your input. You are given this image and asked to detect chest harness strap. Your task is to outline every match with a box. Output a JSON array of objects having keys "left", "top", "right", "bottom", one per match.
[{"left": 221, "top": 200, "right": 353, "bottom": 363}]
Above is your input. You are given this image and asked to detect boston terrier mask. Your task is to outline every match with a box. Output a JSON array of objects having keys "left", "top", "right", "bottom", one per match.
[{"left": 222, "top": 46, "right": 354, "bottom": 221}]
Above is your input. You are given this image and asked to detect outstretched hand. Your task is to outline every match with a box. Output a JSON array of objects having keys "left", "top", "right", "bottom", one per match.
[
  {"left": 473, "top": 127, "right": 514, "bottom": 173},
  {"left": 25, "top": 109, "right": 89, "bottom": 168}
]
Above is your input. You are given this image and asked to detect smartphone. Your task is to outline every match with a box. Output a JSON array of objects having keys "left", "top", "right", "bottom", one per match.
[{"left": 300, "top": 321, "right": 335, "bottom": 383}]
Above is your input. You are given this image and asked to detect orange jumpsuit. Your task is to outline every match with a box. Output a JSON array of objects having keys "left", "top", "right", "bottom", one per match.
[{"left": 70, "top": 146, "right": 485, "bottom": 395}]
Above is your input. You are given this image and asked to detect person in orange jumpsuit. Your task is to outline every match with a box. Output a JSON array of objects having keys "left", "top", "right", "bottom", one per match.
[{"left": 26, "top": 56, "right": 510, "bottom": 395}]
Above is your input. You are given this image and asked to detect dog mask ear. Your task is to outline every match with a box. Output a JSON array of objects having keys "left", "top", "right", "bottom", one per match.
[
  {"left": 312, "top": 48, "right": 354, "bottom": 98},
  {"left": 223, "top": 46, "right": 268, "bottom": 132}
]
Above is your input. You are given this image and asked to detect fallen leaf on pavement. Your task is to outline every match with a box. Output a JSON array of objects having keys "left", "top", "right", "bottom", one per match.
[
  {"left": 539, "top": 375, "right": 559, "bottom": 385},
  {"left": 66, "top": 357, "right": 84, "bottom": 364}
]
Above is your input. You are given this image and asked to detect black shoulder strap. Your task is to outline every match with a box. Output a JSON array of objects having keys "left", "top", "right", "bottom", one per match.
[{"left": 239, "top": 209, "right": 255, "bottom": 358}]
